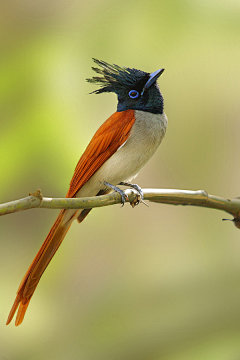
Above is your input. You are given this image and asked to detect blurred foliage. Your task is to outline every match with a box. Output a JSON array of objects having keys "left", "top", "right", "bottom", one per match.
[{"left": 1, "top": 0, "right": 240, "bottom": 359}]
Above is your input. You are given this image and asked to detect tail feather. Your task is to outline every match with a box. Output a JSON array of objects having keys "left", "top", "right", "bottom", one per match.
[
  {"left": 15, "top": 300, "right": 30, "bottom": 326},
  {"left": 6, "top": 209, "right": 71, "bottom": 326}
]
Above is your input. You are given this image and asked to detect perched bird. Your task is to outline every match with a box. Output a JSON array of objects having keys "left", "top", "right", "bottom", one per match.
[{"left": 6, "top": 59, "right": 168, "bottom": 326}]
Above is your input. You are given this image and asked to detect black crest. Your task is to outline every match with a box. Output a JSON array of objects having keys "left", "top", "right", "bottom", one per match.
[{"left": 87, "top": 59, "right": 149, "bottom": 94}]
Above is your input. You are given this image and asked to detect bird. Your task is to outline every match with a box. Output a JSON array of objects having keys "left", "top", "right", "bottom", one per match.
[{"left": 6, "top": 59, "right": 168, "bottom": 326}]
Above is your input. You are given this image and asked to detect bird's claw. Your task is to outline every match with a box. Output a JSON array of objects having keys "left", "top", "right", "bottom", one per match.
[
  {"left": 118, "top": 182, "right": 148, "bottom": 208},
  {"left": 103, "top": 181, "right": 128, "bottom": 206},
  {"left": 119, "top": 191, "right": 128, "bottom": 207},
  {"left": 104, "top": 181, "right": 148, "bottom": 208}
]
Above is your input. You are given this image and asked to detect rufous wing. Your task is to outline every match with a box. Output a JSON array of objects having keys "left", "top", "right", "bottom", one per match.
[{"left": 67, "top": 109, "right": 135, "bottom": 198}]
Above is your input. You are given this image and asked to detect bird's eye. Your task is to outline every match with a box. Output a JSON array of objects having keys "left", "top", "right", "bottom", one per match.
[{"left": 128, "top": 90, "right": 139, "bottom": 99}]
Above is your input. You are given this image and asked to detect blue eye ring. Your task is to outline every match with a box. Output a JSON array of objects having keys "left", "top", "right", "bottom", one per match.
[{"left": 128, "top": 90, "right": 139, "bottom": 99}]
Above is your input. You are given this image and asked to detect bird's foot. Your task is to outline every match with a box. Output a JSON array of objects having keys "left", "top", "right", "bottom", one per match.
[
  {"left": 103, "top": 181, "right": 128, "bottom": 207},
  {"left": 118, "top": 182, "right": 148, "bottom": 208}
]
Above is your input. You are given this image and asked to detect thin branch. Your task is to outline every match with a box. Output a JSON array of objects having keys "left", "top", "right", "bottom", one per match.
[{"left": 0, "top": 188, "right": 240, "bottom": 228}]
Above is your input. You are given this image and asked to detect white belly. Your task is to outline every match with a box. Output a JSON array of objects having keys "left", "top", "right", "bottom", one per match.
[{"left": 76, "top": 110, "right": 168, "bottom": 198}]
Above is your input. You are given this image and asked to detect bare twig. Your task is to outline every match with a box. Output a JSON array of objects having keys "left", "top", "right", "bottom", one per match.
[{"left": 1, "top": 188, "right": 240, "bottom": 228}]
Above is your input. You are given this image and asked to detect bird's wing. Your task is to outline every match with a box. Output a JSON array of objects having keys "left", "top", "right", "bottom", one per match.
[{"left": 66, "top": 109, "right": 135, "bottom": 198}]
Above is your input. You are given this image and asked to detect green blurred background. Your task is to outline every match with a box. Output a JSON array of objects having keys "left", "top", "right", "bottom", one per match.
[{"left": 1, "top": 0, "right": 240, "bottom": 359}]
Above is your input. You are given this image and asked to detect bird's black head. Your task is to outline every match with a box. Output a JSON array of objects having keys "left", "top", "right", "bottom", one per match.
[{"left": 87, "top": 59, "right": 165, "bottom": 114}]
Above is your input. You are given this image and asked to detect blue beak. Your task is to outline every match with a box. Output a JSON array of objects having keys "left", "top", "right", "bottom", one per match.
[{"left": 141, "top": 68, "right": 164, "bottom": 95}]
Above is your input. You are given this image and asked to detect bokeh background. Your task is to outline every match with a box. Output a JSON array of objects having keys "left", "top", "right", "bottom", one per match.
[{"left": 1, "top": 0, "right": 240, "bottom": 359}]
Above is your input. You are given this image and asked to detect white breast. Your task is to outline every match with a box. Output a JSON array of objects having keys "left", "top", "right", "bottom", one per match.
[
  {"left": 76, "top": 110, "right": 168, "bottom": 199},
  {"left": 120, "top": 109, "right": 168, "bottom": 178}
]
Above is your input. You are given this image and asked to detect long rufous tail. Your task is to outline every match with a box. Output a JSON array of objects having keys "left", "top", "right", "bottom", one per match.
[{"left": 6, "top": 209, "right": 72, "bottom": 326}]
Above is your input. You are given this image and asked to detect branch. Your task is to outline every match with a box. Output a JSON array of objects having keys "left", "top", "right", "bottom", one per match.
[{"left": 1, "top": 187, "right": 240, "bottom": 228}]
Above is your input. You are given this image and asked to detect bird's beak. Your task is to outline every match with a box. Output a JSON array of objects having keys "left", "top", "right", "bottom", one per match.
[{"left": 141, "top": 68, "right": 164, "bottom": 95}]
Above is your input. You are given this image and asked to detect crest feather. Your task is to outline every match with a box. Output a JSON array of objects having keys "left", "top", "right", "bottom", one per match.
[{"left": 86, "top": 58, "right": 149, "bottom": 94}]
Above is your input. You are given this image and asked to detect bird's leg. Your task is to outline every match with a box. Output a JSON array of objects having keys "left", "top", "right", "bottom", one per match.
[
  {"left": 119, "top": 182, "right": 143, "bottom": 199},
  {"left": 118, "top": 182, "right": 148, "bottom": 207},
  {"left": 103, "top": 181, "right": 128, "bottom": 206}
]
